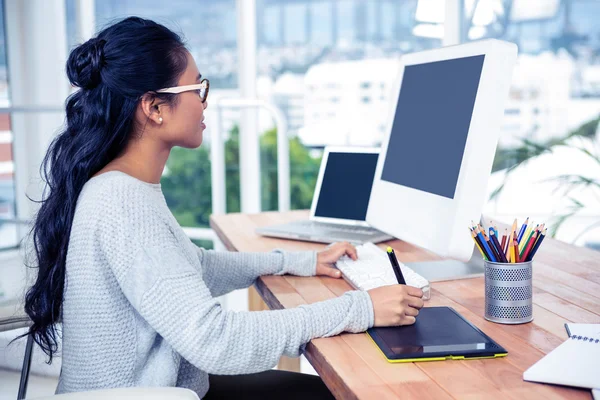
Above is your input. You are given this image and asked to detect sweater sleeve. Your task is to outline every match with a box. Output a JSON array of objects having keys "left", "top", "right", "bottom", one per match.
[
  {"left": 111, "top": 244, "right": 374, "bottom": 375},
  {"left": 195, "top": 247, "right": 317, "bottom": 297}
]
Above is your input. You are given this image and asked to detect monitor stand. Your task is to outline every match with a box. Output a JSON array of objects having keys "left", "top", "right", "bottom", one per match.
[{"left": 404, "top": 246, "right": 484, "bottom": 283}]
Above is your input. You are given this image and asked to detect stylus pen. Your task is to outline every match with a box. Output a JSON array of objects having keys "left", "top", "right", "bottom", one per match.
[{"left": 386, "top": 247, "right": 406, "bottom": 285}]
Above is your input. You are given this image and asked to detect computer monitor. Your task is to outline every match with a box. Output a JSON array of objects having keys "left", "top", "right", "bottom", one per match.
[{"left": 367, "top": 39, "right": 518, "bottom": 272}]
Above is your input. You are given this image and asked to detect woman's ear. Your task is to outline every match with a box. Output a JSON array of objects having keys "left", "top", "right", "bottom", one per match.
[{"left": 140, "top": 93, "right": 163, "bottom": 125}]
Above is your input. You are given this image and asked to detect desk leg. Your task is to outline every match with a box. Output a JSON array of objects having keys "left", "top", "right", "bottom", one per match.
[
  {"left": 248, "top": 286, "right": 270, "bottom": 312},
  {"left": 248, "top": 286, "right": 301, "bottom": 373}
]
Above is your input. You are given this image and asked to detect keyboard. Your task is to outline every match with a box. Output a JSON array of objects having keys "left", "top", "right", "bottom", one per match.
[
  {"left": 335, "top": 242, "right": 431, "bottom": 300},
  {"left": 293, "top": 221, "right": 379, "bottom": 236}
]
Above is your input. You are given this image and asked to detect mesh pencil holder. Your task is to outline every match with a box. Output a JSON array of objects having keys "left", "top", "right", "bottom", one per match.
[{"left": 484, "top": 260, "right": 533, "bottom": 324}]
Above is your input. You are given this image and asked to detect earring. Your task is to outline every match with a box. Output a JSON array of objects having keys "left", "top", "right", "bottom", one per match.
[{"left": 158, "top": 117, "right": 163, "bottom": 123}]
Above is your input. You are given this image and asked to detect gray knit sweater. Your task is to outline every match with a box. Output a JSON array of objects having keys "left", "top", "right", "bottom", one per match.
[{"left": 56, "top": 171, "right": 374, "bottom": 397}]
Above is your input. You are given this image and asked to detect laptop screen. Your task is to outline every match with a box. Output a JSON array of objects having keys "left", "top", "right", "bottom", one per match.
[{"left": 314, "top": 151, "right": 379, "bottom": 221}]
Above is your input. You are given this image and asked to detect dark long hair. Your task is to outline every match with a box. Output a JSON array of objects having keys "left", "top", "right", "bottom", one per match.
[{"left": 18, "top": 17, "right": 188, "bottom": 363}]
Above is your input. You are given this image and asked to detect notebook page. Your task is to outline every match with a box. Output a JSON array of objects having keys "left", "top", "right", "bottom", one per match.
[{"left": 523, "top": 336, "right": 600, "bottom": 389}]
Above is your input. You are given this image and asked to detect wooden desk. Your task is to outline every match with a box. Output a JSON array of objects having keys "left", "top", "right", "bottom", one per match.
[{"left": 210, "top": 210, "right": 598, "bottom": 399}]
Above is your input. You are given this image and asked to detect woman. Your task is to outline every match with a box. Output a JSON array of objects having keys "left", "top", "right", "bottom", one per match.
[{"left": 22, "top": 17, "right": 424, "bottom": 399}]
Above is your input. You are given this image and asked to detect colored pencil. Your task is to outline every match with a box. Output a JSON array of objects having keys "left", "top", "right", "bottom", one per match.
[
  {"left": 517, "top": 217, "right": 529, "bottom": 244},
  {"left": 501, "top": 229, "right": 507, "bottom": 254},
  {"left": 479, "top": 225, "right": 489, "bottom": 241},
  {"left": 521, "top": 230, "right": 538, "bottom": 262},
  {"left": 506, "top": 229, "right": 514, "bottom": 262},
  {"left": 476, "top": 227, "right": 497, "bottom": 262},
  {"left": 486, "top": 234, "right": 502, "bottom": 263},
  {"left": 508, "top": 220, "right": 518, "bottom": 261},
  {"left": 526, "top": 228, "right": 547, "bottom": 261},
  {"left": 490, "top": 231, "right": 508, "bottom": 263},
  {"left": 519, "top": 227, "right": 536, "bottom": 259},
  {"left": 509, "top": 238, "right": 514, "bottom": 263},
  {"left": 471, "top": 229, "right": 488, "bottom": 260},
  {"left": 490, "top": 221, "right": 498, "bottom": 237},
  {"left": 468, "top": 220, "right": 547, "bottom": 264},
  {"left": 519, "top": 221, "right": 534, "bottom": 253}
]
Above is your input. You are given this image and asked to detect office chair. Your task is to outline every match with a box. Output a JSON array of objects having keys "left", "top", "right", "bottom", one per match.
[
  {"left": 29, "top": 388, "right": 200, "bottom": 399},
  {"left": 17, "top": 334, "right": 34, "bottom": 400},
  {"left": 17, "top": 335, "right": 199, "bottom": 400}
]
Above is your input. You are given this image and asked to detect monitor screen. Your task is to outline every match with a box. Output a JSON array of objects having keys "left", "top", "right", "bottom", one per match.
[
  {"left": 381, "top": 55, "right": 485, "bottom": 199},
  {"left": 314, "top": 152, "right": 379, "bottom": 221}
]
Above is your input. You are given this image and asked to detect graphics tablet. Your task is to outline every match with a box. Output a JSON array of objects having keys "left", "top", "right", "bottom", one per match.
[{"left": 367, "top": 306, "right": 508, "bottom": 363}]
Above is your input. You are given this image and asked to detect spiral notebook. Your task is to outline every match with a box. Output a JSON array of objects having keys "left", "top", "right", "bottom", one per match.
[
  {"left": 565, "top": 323, "right": 600, "bottom": 339},
  {"left": 523, "top": 334, "right": 600, "bottom": 390},
  {"left": 565, "top": 324, "right": 600, "bottom": 399}
]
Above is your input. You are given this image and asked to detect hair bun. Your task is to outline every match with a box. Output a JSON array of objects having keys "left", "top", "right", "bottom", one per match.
[{"left": 66, "top": 38, "right": 106, "bottom": 90}]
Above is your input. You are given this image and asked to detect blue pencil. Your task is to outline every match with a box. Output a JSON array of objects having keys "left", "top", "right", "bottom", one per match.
[
  {"left": 477, "top": 227, "right": 497, "bottom": 262},
  {"left": 490, "top": 222, "right": 498, "bottom": 238},
  {"left": 517, "top": 217, "right": 529, "bottom": 244}
]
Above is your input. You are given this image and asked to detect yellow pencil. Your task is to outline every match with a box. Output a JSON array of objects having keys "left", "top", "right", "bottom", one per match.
[
  {"left": 519, "top": 221, "right": 534, "bottom": 253},
  {"left": 510, "top": 239, "right": 515, "bottom": 263},
  {"left": 511, "top": 219, "right": 518, "bottom": 236},
  {"left": 471, "top": 229, "right": 487, "bottom": 260},
  {"left": 506, "top": 230, "right": 514, "bottom": 262}
]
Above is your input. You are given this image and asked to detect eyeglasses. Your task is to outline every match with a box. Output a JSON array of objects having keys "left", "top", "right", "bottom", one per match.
[{"left": 156, "top": 78, "right": 210, "bottom": 103}]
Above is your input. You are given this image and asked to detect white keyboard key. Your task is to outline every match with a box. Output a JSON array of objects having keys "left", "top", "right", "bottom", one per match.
[{"left": 335, "top": 242, "right": 431, "bottom": 300}]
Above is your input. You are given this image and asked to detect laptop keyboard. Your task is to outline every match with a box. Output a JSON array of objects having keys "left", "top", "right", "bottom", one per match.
[{"left": 293, "top": 221, "right": 378, "bottom": 236}]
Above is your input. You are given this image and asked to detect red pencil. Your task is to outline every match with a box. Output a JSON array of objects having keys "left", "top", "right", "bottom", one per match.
[
  {"left": 521, "top": 230, "right": 538, "bottom": 262},
  {"left": 513, "top": 238, "right": 520, "bottom": 263},
  {"left": 500, "top": 229, "right": 507, "bottom": 254}
]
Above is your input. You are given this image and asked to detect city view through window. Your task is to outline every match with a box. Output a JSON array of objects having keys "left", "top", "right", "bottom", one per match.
[{"left": 1, "top": 0, "right": 600, "bottom": 250}]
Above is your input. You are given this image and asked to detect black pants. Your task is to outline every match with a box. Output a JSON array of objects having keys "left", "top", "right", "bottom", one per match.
[{"left": 204, "top": 370, "right": 335, "bottom": 399}]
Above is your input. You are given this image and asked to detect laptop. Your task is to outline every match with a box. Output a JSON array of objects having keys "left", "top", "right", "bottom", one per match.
[{"left": 256, "top": 147, "right": 393, "bottom": 245}]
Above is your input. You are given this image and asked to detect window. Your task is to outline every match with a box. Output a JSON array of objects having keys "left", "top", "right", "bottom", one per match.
[
  {"left": 470, "top": 0, "right": 600, "bottom": 247},
  {"left": 0, "top": 0, "right": 17, "bottom": 251},
  {"left": 465, "top": 0, "right": 600, "bottom": 145},
  {"left": 256, "top": 0, "right": 444, "bottom": 210},
  {"left": 92, "top": 0, "right": 238, "bottom": 89}
]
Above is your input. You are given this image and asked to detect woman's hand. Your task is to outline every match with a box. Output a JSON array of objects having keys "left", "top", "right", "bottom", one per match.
[
  {"left": 368, "top": 285, "right": 424, "bottom": 326},
  {"left": 315, "top": 242, "right": 358, "bottom": 278}
]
